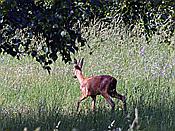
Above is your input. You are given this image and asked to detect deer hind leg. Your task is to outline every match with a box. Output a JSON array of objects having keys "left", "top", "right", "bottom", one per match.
[
  {"left": 77, "top": 94, "right": 88, "bottom": 112},
  {"left": 102, "top": 93, "right": 115, "bottom": 111},
  {"left": 91, "top": 95, "right": 96, "bottom": 111},
  {"left": 113, "top": 92, "right": 127, "bottom": 113}
]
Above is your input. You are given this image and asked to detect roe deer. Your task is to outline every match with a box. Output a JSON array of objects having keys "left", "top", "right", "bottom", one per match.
[{"left": 73, "top": 58, "right": 127, "bottom": 113}]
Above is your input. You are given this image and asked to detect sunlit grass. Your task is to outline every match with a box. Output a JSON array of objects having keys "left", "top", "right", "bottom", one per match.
[{"left": 0, "top": 21, "right": 175, "bottom": 130}]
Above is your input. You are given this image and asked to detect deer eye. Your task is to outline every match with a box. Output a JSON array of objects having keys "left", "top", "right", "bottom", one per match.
[{"left": 74, "top": 65, "right": 81, "bottom": 70}]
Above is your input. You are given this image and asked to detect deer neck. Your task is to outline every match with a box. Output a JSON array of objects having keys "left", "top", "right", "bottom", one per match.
[{"left": 75, "top": 69, "right": 85, "bottom": 84}]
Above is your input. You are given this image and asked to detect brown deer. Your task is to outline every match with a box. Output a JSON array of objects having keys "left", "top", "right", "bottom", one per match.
[{"left": 73, "top": 58, "right": 127, "bottom": 113}]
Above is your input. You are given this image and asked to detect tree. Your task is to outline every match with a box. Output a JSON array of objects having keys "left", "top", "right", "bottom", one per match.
[
  {"left": 0, "top": 0, "right": 174, "bottom": 73},
  {"left": 0, "top": 0, "right": 115, "bottom": 72},
  {"left": 120, "top": 0, "right": 175, "bottom": 41}
]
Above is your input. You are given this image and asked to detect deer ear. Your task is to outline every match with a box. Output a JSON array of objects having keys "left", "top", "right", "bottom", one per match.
[
  {"left": 79, "top": 58, "right": 84, "bottom": 68},
  {"left": 74, "top": 58, "right": 77, "bottom": 64}
]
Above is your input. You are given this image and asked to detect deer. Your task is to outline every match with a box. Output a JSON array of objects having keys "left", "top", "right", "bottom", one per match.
[{"left": 73, "top": 58, "right": 127, "bottom": 113}]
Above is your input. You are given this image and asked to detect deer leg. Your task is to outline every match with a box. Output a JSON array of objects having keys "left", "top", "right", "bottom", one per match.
[
  {"left": 114, "top": 92, "right": 127, "bottom": 113},
  {"left": 91, "top": 95, "right": 96, "bottom": 111},
  {"left": 103, "top": 94, "right": 115, "bottom": 111},
  {"left": 77, "top": 95, "right": 88, "bottom": 112}
]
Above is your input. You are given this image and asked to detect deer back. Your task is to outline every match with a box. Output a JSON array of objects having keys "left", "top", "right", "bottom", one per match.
[{"left": 80, "top": 75, "right": 117, "bottom": 96}]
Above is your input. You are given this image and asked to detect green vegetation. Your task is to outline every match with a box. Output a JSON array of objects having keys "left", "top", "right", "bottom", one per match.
[
  {"left": 0, "top": 0, "right": 174, "bottom": 68},
  {"left": 1, "top": 21, "right": 175, "bottom": 130},
  {"left": 1, "top": 0, "right": 175, "bottom": 130}
]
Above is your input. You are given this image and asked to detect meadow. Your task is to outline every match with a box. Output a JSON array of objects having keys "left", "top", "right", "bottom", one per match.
[{"left": 0, "top": 21, "right": 175, "bottom": 131}]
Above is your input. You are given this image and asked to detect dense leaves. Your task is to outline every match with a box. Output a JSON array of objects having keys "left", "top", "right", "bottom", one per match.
[
  {"left": 0, "top": 0, "right": 115, "bottom": 71},
  {"left": 120, "top": 0, "right": 175, "bottom": 41},
  {"left": 0, "top": 0, "right": 174, "bottom": 71},
  {"left": 1, "top": 1, "right": 78, "bottom": 70}
]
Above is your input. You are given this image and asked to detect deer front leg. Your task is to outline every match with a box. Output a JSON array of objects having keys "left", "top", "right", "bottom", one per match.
[
  {"left": 77, "top": 94, "right": 88, "bottom": 112},
  {"left": 91, "top": 96, "right": 96, "bottom": 111}
]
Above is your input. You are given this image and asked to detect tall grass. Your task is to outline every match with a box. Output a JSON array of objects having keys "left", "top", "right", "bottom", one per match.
[{"left": 0, "top": 21, "right": 175, "bottom": 130}]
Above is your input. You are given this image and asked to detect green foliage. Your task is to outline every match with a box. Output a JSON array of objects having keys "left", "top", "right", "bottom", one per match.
[
  {"left": 0, "top": 0, "right": 174, "bottom": 71},
  {"left": 120, "top": 0, "right": 175, "bottom": 40},
  {"left": 0, "top": 0, "right": 175, "bottom": 130},
  {"left": 0, "top": 0, "right": 116, "bottom": 70}
]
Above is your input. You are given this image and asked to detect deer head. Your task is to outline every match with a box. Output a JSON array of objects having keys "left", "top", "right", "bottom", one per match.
[{"left": 73, "top": 58, "right": 84, "bottom": 78}]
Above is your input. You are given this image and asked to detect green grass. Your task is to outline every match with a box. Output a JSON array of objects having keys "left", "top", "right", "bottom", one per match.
[{"left": 0, "top": 22, "right": 175, "bottom": 131}]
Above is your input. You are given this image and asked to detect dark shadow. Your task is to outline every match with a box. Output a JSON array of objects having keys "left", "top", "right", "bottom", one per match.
[
  {"left": 1, "top": 102, "right": 175, "bottom": 131},
  {"left": 0, "top": 107, "right": 127, "bottom": 131}
]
